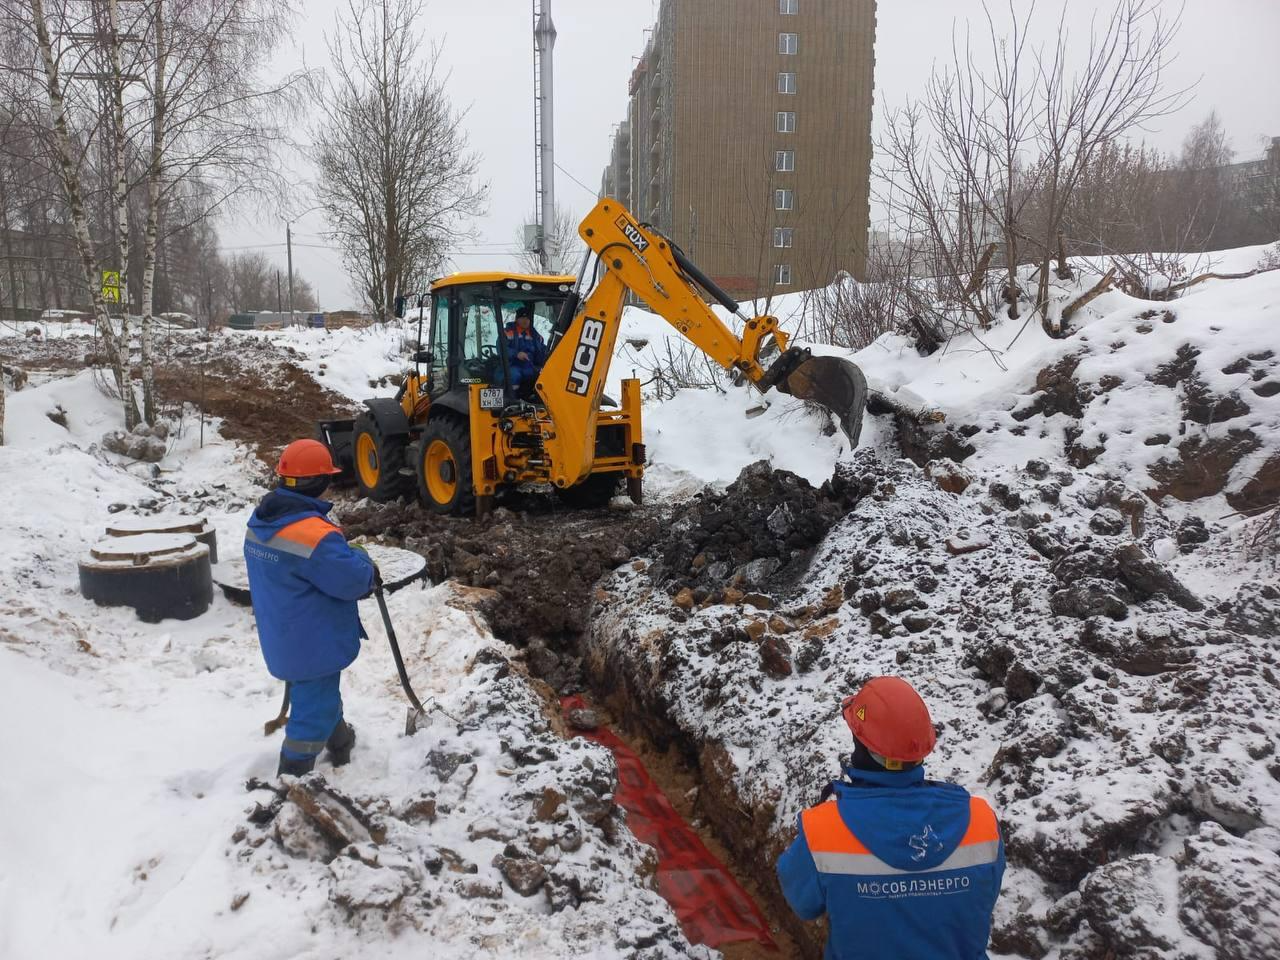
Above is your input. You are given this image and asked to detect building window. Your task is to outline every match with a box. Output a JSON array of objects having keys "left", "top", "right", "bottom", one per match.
[
  {"left": 774, "top": 227, "right": 794, "bottom": 248},
  {"left": 779, "top": 0, "right": 798, "bottom": 13},
  {"left": 778, "top": 32, "right": 798, "bottom": 55},
  {"left": 776, "top": 110, "right": 796, "bottom": 133},
  {"left": 775, "top": 188, "right": 794, "bottom": 211},
  {"left": 776, "top": 149, "right": 795, "bottom": 172},
  {"left": 778, "top": 72, "right": 796, "bottom": 94},
  {"left": 774, "top": 264, "right": 793, "bottom": 285}
]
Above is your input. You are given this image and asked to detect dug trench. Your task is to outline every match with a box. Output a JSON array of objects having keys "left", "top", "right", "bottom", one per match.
[{"left": 338, "top": 467, "right": 860, "bottom": 959}]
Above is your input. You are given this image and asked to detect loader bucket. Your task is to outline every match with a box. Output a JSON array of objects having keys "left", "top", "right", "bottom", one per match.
[
  {"left": 774, "top": 353, "right": 868, "bottom": 447},
  {"left": 317, "top": 418, "right": 356, "bottom": 482}
]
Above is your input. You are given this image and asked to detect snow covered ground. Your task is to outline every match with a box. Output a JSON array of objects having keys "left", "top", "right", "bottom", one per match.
[{"left": 0, "top": 372, "right": 702, "bottom": 960}]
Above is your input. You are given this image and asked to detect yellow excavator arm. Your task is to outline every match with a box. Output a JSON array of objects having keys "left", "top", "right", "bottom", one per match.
[{"left": 534, "top": 198, "right": 867, "bottom": 489}]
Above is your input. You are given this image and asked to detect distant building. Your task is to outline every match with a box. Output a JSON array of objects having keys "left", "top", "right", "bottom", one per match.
[
  {"left": 600, "top": 120, "right": 631, "bottom": 202},
  {"left": 1222, "top": 136, "right": 1280, "bottom": 192},
  {"left": 600, "top": 0, "right": 878, "bottom": 300}
]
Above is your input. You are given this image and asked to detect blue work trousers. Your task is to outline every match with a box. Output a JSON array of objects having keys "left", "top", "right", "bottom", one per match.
[{"left": 281, "top": 672, "right": 344, "bottom": 761}]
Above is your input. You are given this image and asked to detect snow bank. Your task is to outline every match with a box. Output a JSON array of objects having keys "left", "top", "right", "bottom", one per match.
[
  {"left": 261, "top": 323, "right": 408, "bottom": 402},
  {"left": 611, "top": 246, "right": 1280, "bottom": 531}
]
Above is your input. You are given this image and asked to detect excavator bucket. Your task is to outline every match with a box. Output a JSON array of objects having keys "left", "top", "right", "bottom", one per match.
[{"left": 773, "top": 353, "right": 868, "bottom": 446}]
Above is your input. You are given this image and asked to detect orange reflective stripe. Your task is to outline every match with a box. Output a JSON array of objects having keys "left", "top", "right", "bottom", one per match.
[
  {"left": 276, "top": 516, "right": 343, "bottom": 550},
  {"left": 801, "top": 802, "right": 871, "bottom": 854},
  {"left": 960, "top": 796, "right": 1000, "bottom": 846}
]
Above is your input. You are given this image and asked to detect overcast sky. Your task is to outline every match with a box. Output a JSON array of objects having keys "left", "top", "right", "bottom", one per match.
[{"left": 224, "top": 0, "right": 1280, "bottom": 310}]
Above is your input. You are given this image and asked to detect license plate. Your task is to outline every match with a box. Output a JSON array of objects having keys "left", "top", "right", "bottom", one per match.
[{"left": 479, "top": 387, "right": 505, "bottom": 411}]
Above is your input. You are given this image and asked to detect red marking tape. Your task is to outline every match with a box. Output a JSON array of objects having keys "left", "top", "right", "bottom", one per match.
[{"left": 562, "top": 695, "right": 776, "bottom": 950}]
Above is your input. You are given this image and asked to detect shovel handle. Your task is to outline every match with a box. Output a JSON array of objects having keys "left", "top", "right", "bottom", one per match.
[
  {"left": 263, "top": 682, "right": 290, "bottom": 736},
  {"left": 375, "top": 583, "right": 427, "bottom": 716}
]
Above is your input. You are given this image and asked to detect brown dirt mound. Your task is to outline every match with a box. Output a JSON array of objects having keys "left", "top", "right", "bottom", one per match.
[
  {"left": 341, "top": 494, "right": 666, "bottom": 650},
  {"left": 154, "top": 352, "right": 357, "bottom": 467}
]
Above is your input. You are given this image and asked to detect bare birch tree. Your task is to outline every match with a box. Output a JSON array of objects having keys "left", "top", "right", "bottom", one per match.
[
  {"left": 3, "top": 0, "right": 296, "bottom": 425},
  {"left": 879, "top": 0, "right": 1188, "bottom": 340},
  {"left": 19, "top": 0, "right": 140, "bottom": 424},
  {"left": 312, "top": 0, "right": 487, "bottom": 321}
]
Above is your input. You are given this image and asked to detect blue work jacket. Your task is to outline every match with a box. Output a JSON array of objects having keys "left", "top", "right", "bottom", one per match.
[
  {"left": 504, "top": 322, "right": 547, "bottom": 378},
  {"left": 777, "top": 765, "right": 1005, "bottom": 960},
  {"left": 243, "top": 489, "right": 375, "bottom": 681}
]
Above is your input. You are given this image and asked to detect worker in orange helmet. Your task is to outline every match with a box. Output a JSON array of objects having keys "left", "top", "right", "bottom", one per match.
[
  {"left": 244, "top": 439, "right": 376, "bottom": 776},
  {"left": 777, "top": 676, "right": 1005, "bottom": 959}
]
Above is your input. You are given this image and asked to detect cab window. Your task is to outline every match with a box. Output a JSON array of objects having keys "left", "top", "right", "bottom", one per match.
[
  {"left": 428, "top": 293, "right": 450, "bottom": 392},
  {"left": 457, "top": 287, "right": 502, "bottom": 384},
  {"left": 498, "top": 296, "right": 561, "bottom": 343}
]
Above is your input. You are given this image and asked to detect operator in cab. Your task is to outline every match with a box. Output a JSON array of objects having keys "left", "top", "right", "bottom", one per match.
[
  {"left": 777, "top": 676, "right": 1005, "bottom": 960},
  {"left": 504, "top": 304, "right": 547, "bottom": 394}
]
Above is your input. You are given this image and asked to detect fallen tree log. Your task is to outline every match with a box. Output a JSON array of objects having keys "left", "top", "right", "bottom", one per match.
[
  {"left": 1062, "top": 267, "right": 1118, "bottom": 325},
  {"left": 866, "top": 388, "right": 946, "bottom": 424},
  {"left": 1169, "top": 263, "right": 1280, "bottom": 295}
]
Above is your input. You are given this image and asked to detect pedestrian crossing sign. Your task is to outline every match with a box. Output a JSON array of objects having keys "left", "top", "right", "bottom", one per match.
[{"left": 102, "top": 271, "right": 122, "bottom": 303}]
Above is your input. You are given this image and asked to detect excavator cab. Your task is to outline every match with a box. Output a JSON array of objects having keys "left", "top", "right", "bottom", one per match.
[{"left": 425, "top": 276, "right": 574, "bottom": 409}]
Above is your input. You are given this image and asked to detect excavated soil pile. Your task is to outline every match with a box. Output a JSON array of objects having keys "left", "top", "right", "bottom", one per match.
[
  {"left": 154, "top": 338, "right": 358, "bottom": 466},
  {"left": 232, "top": 641, "right": 702, "bottom": 958},
  {"left": 341, "top": 496, "right": 665, "bottom": 676},
  {"left": 650, "top": 460, "right": 869, "bottom": 598},
  {"left": 0, "top": 330, "right": 358, "bottom": 467},
  {"left": 339, "top": 462, "right": 866, "bottom": 688},
  {"left": 0, "top": 330, "right": 95, "bottom": 374}
]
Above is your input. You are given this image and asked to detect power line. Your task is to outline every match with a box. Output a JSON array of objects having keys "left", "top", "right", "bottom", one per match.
[{"left": 555, "top": 161, "right": 599, "bottom": 199}]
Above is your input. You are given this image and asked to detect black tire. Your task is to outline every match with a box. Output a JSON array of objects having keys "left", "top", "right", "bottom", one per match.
[
  {"left": 556, "top": 471, "right": 621, "bottom": 509},
  {"left": 417, "top": 416, "right": 475, "bottom": 515},
  {"left": 352, "top": 412, "right": 411, "bottom": 502}
]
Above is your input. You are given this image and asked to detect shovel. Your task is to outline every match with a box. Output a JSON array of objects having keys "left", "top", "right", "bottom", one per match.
[
  {"left": 263, "top": 682, "right": 290, "bottom": 736},
  {"left": 373, "top": 581, "right": 429, "bottom": 736}
]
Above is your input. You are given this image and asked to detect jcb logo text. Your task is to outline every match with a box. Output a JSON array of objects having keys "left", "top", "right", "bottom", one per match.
[
  {"left": 566, "top": 319, "right": 606, "bottom": 395},
  {"left": 615, "top": 215, "right": 649, "bottom": 252}
]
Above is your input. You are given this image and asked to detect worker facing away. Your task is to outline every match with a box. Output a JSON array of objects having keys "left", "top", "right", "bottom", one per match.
[
  {"left": 504, "top": 304, "right": 547, "bottom": 393},
  {"left": 244, "top": 439, "right": 377, "bottom": 776},
  {"left": 777, "top": 677, "right": 1005, "bottom": 959}
]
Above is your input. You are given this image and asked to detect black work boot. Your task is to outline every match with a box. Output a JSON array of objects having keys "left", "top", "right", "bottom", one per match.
[
  {"left": 326, "top": 719, "right": 357, "bottom": 767},
  {"left": 277, "top": 752, "right": 316, "bottom": 777}
]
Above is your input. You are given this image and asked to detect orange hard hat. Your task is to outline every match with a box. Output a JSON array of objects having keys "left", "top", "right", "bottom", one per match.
[
  {"left": 276, "top": 439, "right": 342, "bottom": 478},
  {"left": 842, "top": 677, "right": 936, "bottom": 766}
]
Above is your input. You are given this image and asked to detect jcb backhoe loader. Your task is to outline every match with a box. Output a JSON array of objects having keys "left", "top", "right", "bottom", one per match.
[{"left": 318, "top": 198, "right": 868, "bottom": 515}]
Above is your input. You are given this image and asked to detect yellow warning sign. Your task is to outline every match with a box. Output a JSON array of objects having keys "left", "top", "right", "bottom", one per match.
[
  {"left": 102, "top": 270, "right": 122, "bottom": 303},
  {"left": 856, "top": 705, "right": 867, "bottom": 722}
]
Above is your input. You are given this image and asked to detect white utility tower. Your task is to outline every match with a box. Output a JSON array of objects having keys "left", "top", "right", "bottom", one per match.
[{"left": 532, "top": 0, "right": 557, "bottom": 273}]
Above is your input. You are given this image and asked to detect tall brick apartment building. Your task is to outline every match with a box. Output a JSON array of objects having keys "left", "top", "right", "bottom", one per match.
[{"left": 599, "top": 0, "right": 877, "bottom": 299}]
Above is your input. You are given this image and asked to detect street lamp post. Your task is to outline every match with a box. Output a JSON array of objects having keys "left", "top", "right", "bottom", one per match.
[{"left": 287, "top": 221, "right": 294, "bottom": 320}]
